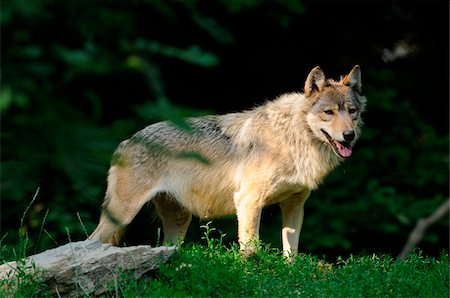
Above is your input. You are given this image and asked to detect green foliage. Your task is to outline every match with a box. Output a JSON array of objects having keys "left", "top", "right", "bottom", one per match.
[
  {"left": 128, "top": 39, "right": 220, "bottom": 68},
  {"left": 0, "top": 219, "right": 448, "bottom": 297},
  {"left": 0, "top": 1, "right": 219, "bottom": 253},
  {"left": 1, "top": 1, "right": 448, "bottom": 260},
  {"left": 0, "top": 191, "right": 50, "bottom": 298},
  {"left": 107, "top": 229, "right": 449, "bottom": 297},
  {"left": 0, "top": 258, "right": 48, "bottom": 298}
]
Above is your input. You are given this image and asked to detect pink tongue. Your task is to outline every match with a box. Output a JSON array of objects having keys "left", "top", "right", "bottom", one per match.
[{"left": 334, "top": 140, "right": 352, "bottom": 158}]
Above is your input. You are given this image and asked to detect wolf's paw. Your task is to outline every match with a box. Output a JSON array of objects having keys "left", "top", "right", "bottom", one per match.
[{"left": 240, "top": 248, "right": 256, "bottom": 258}]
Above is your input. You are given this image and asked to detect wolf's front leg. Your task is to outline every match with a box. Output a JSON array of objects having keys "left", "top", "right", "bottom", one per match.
[
  {"left": 235, "top": 192, "right": 263, "bottom": 255},
  {"left": 279, "top": 190, "right": 311, "bottom": 258}
]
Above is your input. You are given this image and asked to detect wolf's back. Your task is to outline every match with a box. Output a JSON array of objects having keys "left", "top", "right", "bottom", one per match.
[{"left": 112, "top": 115, "right": 242, "bottom": 170}]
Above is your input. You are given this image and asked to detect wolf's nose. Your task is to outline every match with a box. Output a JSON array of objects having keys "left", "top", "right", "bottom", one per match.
[{"left": 343, "top": 130, "right": 355, "bottom": 142}]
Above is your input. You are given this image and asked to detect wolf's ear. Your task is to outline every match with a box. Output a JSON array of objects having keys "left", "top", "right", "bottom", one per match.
[
  {"left": 304, "top": 66, "right": 326, "bottom": 97},
  {"left": 343, "top": 65, "right": 362, "bottom": 93}
]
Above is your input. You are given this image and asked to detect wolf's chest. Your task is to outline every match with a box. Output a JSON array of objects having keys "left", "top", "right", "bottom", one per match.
[{"left": 286, "top": 149, "right": 341, "bottom": 190}]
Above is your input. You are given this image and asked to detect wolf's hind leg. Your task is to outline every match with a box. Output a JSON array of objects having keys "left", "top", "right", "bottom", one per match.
[
  {"left": 153, "top": 194, "right": 192, "bottom": 245},
  {"left": 89, "top": 165, "right": 155, "bottom": 245},
  {"left": 88, "top": 210, "right": 125, "bottom": 245}
]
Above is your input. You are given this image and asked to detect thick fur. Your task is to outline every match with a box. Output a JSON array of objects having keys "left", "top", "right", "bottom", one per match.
[{"left": 89, "top": 66, "right": 367, "bottom": 257}]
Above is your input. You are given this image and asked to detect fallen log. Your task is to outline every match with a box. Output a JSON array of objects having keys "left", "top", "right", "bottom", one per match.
[{"left": 0, "top": 240, "right": 176, "bottom": 297}]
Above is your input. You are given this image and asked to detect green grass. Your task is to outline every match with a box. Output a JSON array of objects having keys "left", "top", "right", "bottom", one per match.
[
  {"left": 111, "top": 239, "right": 449, "bottom": 298},
  {"left": 1, "top": 224, "right": 448, "bottom": 297}
]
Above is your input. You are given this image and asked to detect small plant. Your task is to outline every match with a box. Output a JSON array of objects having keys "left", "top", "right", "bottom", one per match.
[
  {"left": 0, "top": 189, "right": 52, "bottom": 297},
  {"left": 200, "top": 221, "right": 227, "bottom": 249},
  {"left": 0, "top": 258, "right": 49, "bottom": 298}
]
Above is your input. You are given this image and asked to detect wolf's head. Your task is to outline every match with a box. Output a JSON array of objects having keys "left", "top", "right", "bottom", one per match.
[{"left": 304, "top": 66, "right": 366, "bottom": 159}]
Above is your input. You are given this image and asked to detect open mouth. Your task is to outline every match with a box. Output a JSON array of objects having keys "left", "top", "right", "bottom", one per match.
[{"left": 321, "top": 129, "right": 353, "bottom": 158}]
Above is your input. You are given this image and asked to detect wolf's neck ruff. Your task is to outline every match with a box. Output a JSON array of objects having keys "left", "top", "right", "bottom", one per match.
[{"left": 254, "top": 93, "right": 343, "bottom": 189}]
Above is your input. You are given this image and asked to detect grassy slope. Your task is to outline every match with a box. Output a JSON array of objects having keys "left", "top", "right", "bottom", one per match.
[
  {"left": 115, "top": 241, "right": 449, "bottom": 298},
  {"left": 1, "top": 237, "right": 448, "bottom": 297}
]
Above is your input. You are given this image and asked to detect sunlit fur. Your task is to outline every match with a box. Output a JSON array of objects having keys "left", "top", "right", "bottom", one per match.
[{"left": 89, "top": 66, "right": 367, "bottom": 257}]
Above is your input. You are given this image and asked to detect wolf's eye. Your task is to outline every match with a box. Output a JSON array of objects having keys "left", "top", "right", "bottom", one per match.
[
  {"left": 324, "top": 110, "right": 334, "bottom": 115},
  {"left": 348, "top": 108, "right": 357, "bottom": 114}
]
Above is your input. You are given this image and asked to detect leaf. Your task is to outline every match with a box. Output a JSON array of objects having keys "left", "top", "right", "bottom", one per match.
[
  {"left": 130, "top": 39, "right": 220, "bottom": 68},
  {"left": 0, "top": 87, "right": 12, "bottom": 113},
  {"left": 175, "top": 151, "right": 210, "bottom": 165}
]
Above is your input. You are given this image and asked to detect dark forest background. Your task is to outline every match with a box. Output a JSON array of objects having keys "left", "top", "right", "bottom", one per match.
[{"left": 1, "top": 1, "right": 448, "bottom": 260}]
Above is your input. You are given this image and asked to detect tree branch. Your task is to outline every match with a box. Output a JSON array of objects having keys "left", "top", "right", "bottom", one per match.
[{"left": 398, "top": 198, "right": 449, "bottom": 260}]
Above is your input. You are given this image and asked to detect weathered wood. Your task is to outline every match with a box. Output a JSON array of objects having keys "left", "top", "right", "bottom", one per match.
[
  {"left": 398, "top": 198, "right": 450, "bottom": 260},
  {"left": 0, "top": 240, "right": 175, "bottom": 297}
]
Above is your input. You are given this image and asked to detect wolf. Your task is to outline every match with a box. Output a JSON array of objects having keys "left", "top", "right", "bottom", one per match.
[{"left": 89, "top": 65, "right": 366, "bottom": 257}]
